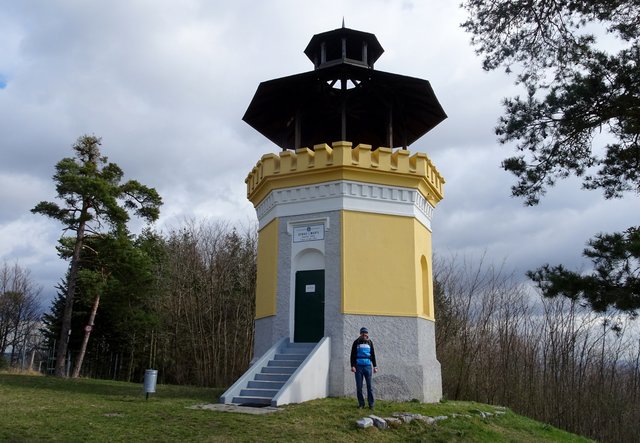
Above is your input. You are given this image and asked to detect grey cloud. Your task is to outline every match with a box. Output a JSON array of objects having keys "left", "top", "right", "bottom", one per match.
[{"left": 0, "top": 0, "right": 635, "bottom": 306}]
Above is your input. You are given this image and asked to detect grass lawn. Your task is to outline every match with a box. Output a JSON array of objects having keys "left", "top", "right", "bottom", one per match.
[{"left": 0, "top": 373, "right": 593, "bottom": 442}]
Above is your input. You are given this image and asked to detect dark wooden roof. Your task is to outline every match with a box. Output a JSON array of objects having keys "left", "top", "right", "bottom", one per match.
[{"left": 243, "top": 27, "right": 446, "bottom": 151}]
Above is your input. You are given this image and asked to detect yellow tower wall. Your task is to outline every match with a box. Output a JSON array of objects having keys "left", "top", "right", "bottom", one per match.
[
  {"left": 341, "top": 211, "right": 435, "bottom": 320},
  {"left": 416, "top": 221, "right": 435, "bottom": 319},
  {"left": 255, "top": 218, "right": 279, "bottom": 319}
]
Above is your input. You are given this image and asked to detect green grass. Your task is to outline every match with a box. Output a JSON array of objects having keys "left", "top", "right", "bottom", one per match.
[{"left": 0, "top": 373, "right": 593, "bottom": 442}]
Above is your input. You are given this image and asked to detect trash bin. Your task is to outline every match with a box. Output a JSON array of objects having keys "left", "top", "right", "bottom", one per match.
[{"left": 144, "top": 369, "right": 158, "bottom": 399}]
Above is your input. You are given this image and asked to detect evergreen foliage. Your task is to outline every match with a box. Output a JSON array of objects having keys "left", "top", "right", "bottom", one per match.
[
  {"left": 39, "top": 221, "right": 257, "bottom": 385},
  {"left": 462, "top": 0, "right": 640, "bottom": 312},
  {"left": 528, "top": 226, "right": 640, "bottom": 314},
  {"left": 32, "top": 135, "right": 162, "bottom": 376}
]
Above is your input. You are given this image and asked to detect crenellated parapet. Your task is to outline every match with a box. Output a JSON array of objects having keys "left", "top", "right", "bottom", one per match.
[{"left": 246, "top": 141, "right": 445, "bottom": 207}]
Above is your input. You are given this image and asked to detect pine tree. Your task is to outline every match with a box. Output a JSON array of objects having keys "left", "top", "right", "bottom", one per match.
[
  {"left": 32, "top": 135, "right": 162, "bottom": 376},
  {"left": 462, "top": 0, "right": 640, "bottom": 312}
]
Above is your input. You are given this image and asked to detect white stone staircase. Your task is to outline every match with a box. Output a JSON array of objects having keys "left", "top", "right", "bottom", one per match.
[
  {"left": 232, "top": 342, "right": 314, "bottom": 405},
  {"left": 220, "top": 337, "right": 330, "bottom": 407}
]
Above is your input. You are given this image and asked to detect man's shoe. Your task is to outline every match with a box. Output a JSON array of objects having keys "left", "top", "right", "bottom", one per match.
[
  {"left": 369, "top": 406, "right": 374, "bottom": 410},
  {"left": 358, "top": 406, "right": 364, "bottom": 409}
]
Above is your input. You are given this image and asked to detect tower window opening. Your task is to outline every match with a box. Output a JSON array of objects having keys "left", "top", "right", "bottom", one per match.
[
  {"left": 325, "top": 40, "right": 341, "bottom": 62},
  {"left": 346, "top": 38, "right": 364, "bottom": 62}
]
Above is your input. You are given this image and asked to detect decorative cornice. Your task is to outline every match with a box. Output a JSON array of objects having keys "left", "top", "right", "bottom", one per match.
[
  {"left": 246, "top": 141, "right": 445, "bottom": 208},
  {"left": 255, "top": 179, "right": 435, "bottom": 231}
]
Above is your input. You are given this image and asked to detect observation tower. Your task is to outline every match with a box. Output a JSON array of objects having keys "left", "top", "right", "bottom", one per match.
[{"left": 222, "top": 25, "right": 446, "bottom": 405}]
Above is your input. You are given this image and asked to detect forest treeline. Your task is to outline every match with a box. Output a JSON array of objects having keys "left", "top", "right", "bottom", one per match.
[
  {"left": 435, "top": 254, "right": 640, "bottom": 443},
  {"left": 0, "top": 263, "right": 42, "bottom": 370},
  {"left": 41, "top": 219, "right": 256, "bottom": 389},
  {"left": 4, "top": 220, "right": 639, "bottom": 442}
]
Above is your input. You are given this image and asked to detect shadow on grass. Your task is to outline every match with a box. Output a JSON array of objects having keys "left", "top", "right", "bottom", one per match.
[{"left": 0, "top": 373, "right": 224, "bottom": 401}]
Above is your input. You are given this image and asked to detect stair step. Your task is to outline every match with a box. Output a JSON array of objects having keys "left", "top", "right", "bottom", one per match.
[
  {"left": 248, "top": 380, "right": 285, "bottom": 390},
  {"left": 261, "top": 366, "right": 296, "bottom": 374},
  {"left": 255, "top": 373, "right": 290, "bottom": 382},
  {"left": 240, "top": 388, "right": 279, "bottom": 397},
  {"left": 281, "top": 343, "right": 315, "bottom": 353},
  {"left": 274, "top": 353, "right": 305, "bottom": 361},
  {"left": 232, "top": 396, "right": 272, "bottom": 406},
  {"left": 268, "top": 359, "right": 301, "bottom": 367}
]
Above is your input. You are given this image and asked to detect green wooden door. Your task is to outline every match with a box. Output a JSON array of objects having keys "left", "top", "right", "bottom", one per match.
[{"left": 294, "top": 270, "right": 325, "bottom": 343}]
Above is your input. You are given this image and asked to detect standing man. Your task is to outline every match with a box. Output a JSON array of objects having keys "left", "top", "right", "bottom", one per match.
[{"left": 350, "top": 327, "right": 378, "bottom": 409}]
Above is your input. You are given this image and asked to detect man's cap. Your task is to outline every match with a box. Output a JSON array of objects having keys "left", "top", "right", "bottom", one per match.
[{"left": 360, "top": 327, "right": 368, "bottom": 334}]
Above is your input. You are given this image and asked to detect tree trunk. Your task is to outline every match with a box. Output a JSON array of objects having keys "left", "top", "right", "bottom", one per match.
[
  {"left": 71, "top": 291, "right": 100, "bottom": 378},
  {"left": 29, "top": 348, "right": 36, "bottom": 371},
  {"left": 55, "top": 206, "right": 88, "bottom": 377},
  {"left": 127, "top": 331, "right": 136, "bottom": 382}
]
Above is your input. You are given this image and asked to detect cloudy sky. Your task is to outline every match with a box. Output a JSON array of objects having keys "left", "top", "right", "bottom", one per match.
[{"left": 1, "top": 0, "right": 635, "bottom": 306}]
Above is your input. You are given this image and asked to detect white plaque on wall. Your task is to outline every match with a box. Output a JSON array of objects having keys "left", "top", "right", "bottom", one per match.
[
  {"left": 305, "top": 284, "right": 316, "bottom": 293},
  {"left": 293, "top": 224, "right": 324, "bottom": 243}
]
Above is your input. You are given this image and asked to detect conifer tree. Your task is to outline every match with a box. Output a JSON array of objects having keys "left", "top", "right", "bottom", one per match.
[
  {"left": 462, "top": 0, "right": 639, "bottom": 312},
  {"left": 32, "top": 135, "right": 162, "bottom": 376}
]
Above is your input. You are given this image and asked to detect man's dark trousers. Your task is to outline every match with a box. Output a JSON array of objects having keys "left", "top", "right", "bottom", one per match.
[{"left": 355, "top": 364, "right": 374, "bottom": 408}]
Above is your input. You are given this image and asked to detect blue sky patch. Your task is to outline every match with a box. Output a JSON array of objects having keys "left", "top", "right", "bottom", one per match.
[{"left": 0, "top": 75, "right": 6, "bottom": 89}]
